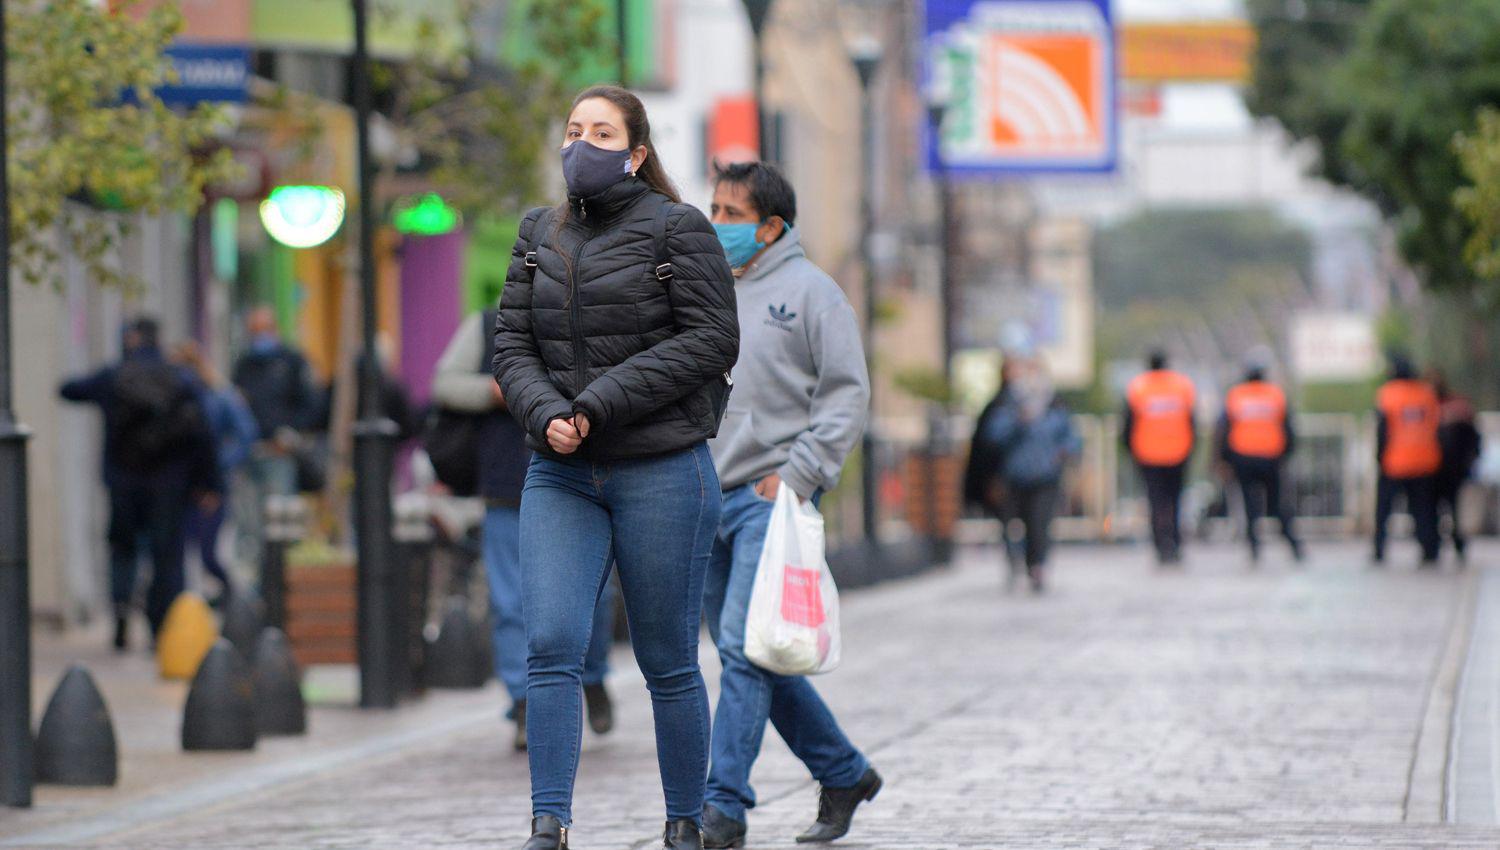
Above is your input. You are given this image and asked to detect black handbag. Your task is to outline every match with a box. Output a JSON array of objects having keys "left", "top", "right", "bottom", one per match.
[{"left": 423, "top": 308, "right": 497, "bottom": 497}]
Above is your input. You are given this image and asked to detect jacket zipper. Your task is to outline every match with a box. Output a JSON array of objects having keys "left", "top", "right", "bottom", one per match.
[{"left": 568, "top": 224, "right": 595, "bottom": 402}]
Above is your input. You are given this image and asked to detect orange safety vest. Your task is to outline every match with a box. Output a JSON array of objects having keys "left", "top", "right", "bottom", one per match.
[
  {"left": 1225, "top": 380, "right": 1288, "bottom": 459},
  {"left": 1376, "top": 379, "right": 1441, "bottom": 478},
  {"left": 1127, "top": 370, "right": 1196, "bottom": 467}
]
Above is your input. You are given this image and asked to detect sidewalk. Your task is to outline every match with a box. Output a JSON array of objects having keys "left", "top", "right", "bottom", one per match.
[{"left": 4, "top": 540, "right": 1500, "bottom": 848}]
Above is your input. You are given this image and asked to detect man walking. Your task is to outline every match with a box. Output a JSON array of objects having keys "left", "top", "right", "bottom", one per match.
[
  {"left": 60, "top": 318, "right": 220, "bottom": 648},
  {"left": 1216, "top": 356, "right": 1303, "bottom": 564},
  {"left": 702, "top": 162, "right": 880, "bottom": 847},
  {"left": 1124, "top": 350, "right": 1196, "bottom": 565},
  {"left": 1373, "top": 355, "right": 1442, "bottom": 565},
  {"left": 1434, "top": 375, "right": 1482, "bottom": 564},
  {"left": 431, "top": 309, "right": 616, "bottom": 750}
]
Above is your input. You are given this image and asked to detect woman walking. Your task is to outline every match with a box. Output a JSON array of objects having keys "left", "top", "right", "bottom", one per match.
[{"left": 492, "top": 85, "right": 738, "bottom": 850}]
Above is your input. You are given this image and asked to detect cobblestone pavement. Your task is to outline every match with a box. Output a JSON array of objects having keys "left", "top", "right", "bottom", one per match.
[{"left": 3, "top": 540, "right": 1498, "bottom": 849}]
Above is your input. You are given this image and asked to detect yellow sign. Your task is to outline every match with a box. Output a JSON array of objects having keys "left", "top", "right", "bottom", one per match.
[{"left": 1121, "top": 23, "right": 1255, "bottom": 83}]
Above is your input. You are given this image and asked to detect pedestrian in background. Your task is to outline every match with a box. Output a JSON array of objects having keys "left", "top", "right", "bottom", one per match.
[
  {"left": 59, "top": 318, "right": 221, "bottom": 649},
  {"left": 1373, "top": 354, "right": 1442, "bottom": 566},
  {"left": 1124, "top": 350, "right": 1196, "bottom": 566},
  {"left": 173, "top": 340, "right": 259, "bottom": 605},
  {"left": 231, "top": 305, "right": 318, "bottom": 568},
  {"left": 432, "top": 308, "right": 616, "bottom": 752},
  {"left": 1216, "top": 354, "right": 1304, "bottom": 565},
  {"left": 964, "top": 326, "right": 1026, "bottom": 580},
  {"left": 700, "top": 161, "right": 880, "bottom": 848},
  {"left": 1433, "top": 373, "right": 1481, "bottom": 564},
  {"left": 493, "top": 85, "right": 737, "bottom": 850},
  {"left": 974, "top": 354, "right": 1079, "bottom": 593}
]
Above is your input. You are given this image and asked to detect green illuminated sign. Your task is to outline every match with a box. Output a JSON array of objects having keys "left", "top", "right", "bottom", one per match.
[
  {"left": 260, "top": 185, "right": 345, "bottom": 248},
  {"left": 393, "top": 193, "right": 462, "bottom": 236}
]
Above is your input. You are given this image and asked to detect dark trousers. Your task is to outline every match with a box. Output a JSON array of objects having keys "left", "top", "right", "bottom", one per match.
[
  {"left": 1436, "top": 475, "right": 1468, "bottom": 558},
  {"left": 1374, "top": 474, "right": 1440, "bottom": 562},
  {"left": 107, "top": 475, "right": 191, "bottom": 634},
  {"left": 1139, "top": 463, "right": 1186, "bottom": 562},
  {"left": 994, "top": 481, "right": 1060, "bottom": 570},
  {"left": 184, "top": 499, "right": 231, "bottom": 593},
  {"left": 1231, "top": 457, "right": 1300, "bottom": 556}
]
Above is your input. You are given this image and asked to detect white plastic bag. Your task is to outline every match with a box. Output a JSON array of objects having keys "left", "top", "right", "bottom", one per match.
[{"left": 743, "top": 485, "right": 841, "bottom": 676}]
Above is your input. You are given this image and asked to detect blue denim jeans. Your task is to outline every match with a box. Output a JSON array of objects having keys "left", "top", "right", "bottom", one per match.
[
  {"left": 520, "top": 443, "right": 720, "bottom": 826},
  {"left": 484, "top": 505, "right": 614, "bottom": 707},
  {"left": 702, "top": 484, "right": 868, "bottom": 822},
  {"left": 486, "top": 506, "right": 615, "bottom": 704}
]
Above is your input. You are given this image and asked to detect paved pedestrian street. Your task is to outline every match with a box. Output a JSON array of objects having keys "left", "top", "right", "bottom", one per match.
[{"left": 5, "top": 541, "right": 1500, "bottom": 849}]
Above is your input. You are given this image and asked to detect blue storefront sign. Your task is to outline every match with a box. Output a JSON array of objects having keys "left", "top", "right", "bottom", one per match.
[
  {"left": 158, "top": 43, "right": 250, "bottom": 106},
  {"left": 925, "top": 0, "right": 1118, "bottom": 175}
]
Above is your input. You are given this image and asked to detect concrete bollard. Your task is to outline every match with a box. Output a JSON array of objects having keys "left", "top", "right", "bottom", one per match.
[
  {"left": 220, "top": 590, "right": 265, "bottom": 663},
  {"left": 34, "top": 666, "right": 117, "bottom": 786},
  {"left": 252, "top": 628, "right": 307, "bottom": 736},
  {"left": 182, "top": 639, "right": 257, "bottom": 751},
  {"left": 425, "top": 597, "right": 487, "bottom": 689},
  {"left": 157, "top": 593, "right": 219, "bottom": 680}
]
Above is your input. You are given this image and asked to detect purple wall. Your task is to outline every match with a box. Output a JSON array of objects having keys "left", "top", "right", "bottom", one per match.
[{"left": 399, "top": 230, "right": 467, "bottom": 405}]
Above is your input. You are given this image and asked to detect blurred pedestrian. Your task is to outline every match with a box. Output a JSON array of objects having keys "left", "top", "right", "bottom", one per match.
[
  {"left": 700, "top": 161, "right": 880, "bottom": 848},
  {"left": 965, "top": 326, "right": 1029, "bottom": 580},
  {"left": 492, "top": 85, "right": 737, "bottom": 850},
  {"left": 59, "top": 318, "right": 221, "bottom": 649},
  {"left": 1124, "top": 350, "right": 1196, "bottom": 565},
  {"left": 1433, "top": 374, "right": 1481, "bottom": 564},
  {"left": 971, "top": 355, "right": 1080, "bottom": 593},
  {"left": 231, "top": 306, "right": 318, "bottom": 568},
  {"left": 432, "top": 309, "right": 616, "bottom": 752},
  {"left": 1216, "top": 355, "right": 1303, "bottom": 564},
  {"left": 1373, "top": 354, "right": 1441, "bottom": 566},
  {"left": 173, "top": 341, "right": 258, "bottom": 605}
]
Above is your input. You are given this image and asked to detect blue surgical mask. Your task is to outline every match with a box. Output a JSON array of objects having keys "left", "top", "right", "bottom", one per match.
[
  {"left": 714, "top": 222, "right": 769, "bottom": 269},
  {"left": 561, "top": 140, "right": 633, "bottom": 199}
]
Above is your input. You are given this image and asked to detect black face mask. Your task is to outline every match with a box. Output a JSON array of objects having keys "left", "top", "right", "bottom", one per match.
[{"left": 561, "top": 140, "right": 634, "bottom": 199}]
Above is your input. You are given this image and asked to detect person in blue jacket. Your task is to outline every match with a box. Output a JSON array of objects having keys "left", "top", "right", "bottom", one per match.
[{"left": 174, "top": 341, "right": 258, "bottom": 605}]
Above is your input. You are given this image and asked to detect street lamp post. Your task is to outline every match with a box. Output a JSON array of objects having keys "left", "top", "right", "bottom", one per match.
[
  {"left": 0, "top": 0, "right": 36, "bottom": 809},
  {"left": 850, "top": 38, "right": 881, "bottom": 549},
  {"left": 350, "top": 0, "right": 399, "bottom": 710},
  {"left": 927, "top": 102, "right": 955, "bottom": 388},
  {"left": 739, "top": 0, "right": 774, "bottom": 162},
  {"left": 616, "top": 0, "right": 629, "bottom": 85}
]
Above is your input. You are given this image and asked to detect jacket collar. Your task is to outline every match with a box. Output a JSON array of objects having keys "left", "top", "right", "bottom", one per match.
[
  {"left": 739, "top": 226, "right": 805, "bottom": 283},
  {"left": 568, "top": 176, "right": 653, "bottom": 224}
]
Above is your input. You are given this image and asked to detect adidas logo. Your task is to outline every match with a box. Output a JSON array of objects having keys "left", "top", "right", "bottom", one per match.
[{"left": 767, "top": 303, "right": 798, "bottom": 324}]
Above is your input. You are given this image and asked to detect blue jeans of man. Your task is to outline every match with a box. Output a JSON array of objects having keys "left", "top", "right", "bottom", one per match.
[
  {"left": 703, "top": 484, "right": 868, "bottom": 822},
  {"left": 107, "top": 471, "right": 191, "bottom": 635},
  {"left": 520, "top": 444, "right": 719, "bottom": 826},
  {"left": 483, "top": 504, "right": 614, "bottom": 709}
]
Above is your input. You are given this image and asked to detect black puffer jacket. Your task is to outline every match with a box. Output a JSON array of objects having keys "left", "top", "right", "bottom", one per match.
[{"left": 492, "top": 178, "right": 739, "bottom": 461}]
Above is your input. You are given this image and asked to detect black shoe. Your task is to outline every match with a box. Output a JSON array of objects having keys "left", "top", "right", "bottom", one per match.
[
  {"left": 796, "top": 768, "right": 882, "bottom": 844},
  {"left": 513, "top": 700, "right": 528, "bottom": 752},
  {"left": 664, "top": 818, "right": 703, "bottom": 849},
  {"left": 585, "top": 682, "right": 614, "bottom": 735},
  {"left": 113, "top": 614, "right": 128, "bottom": 652},
  {"left": 521, "top": 815, "right": 568, "bottom": 850},
  {"left": 1290, "top": 540, "right": 1305, "bottom": 564},
  {"left": 1027, "top": 565, "right": 1045, "bottom": 594},
  {"left": 701, "top": 804, "right": 747, "bottom": 848}
]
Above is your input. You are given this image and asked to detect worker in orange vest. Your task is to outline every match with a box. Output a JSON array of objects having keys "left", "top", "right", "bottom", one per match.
[
  {"left": 1216, "top": 357, "right": 1304, "bottom": 564},
  {"left": 1123, "top": 350, "right": 1196, "bottom": 565},
  {"left": 1373, "top": 355, "right": 1442, "bottom": 565}
]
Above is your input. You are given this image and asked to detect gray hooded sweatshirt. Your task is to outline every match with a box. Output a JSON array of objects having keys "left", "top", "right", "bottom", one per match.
[{"left": 707, "top": 226, "right": 870, "bottom": 498}]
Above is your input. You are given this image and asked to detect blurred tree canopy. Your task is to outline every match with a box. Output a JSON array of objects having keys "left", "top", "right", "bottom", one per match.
[
  {"left": 1094, "top": 207, "right": 1312, "bottom": 371},
  {"left": 374, "top": 0, "right": 611, "bottom": 221},
  {"left": 1455, "top": 109, "right": 1500, "bottom": 286},
  {"left": 8, "top": 0, "right": 236, "bottom": 290},
  {"left": 1247, "top": 0, "right": 1500, "bottom": 296}
]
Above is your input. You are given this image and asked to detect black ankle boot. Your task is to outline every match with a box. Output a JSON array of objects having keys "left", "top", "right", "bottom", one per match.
[
  {"left": 701, "top": 804, "right": 746, "bottom": 848},
  {"left": 584, "top": 682, "right": 614, "bottom": 734},
  {"left": 521, "top": 815, "right": 567, "bottom": 850},
  {"left": 795, "top": 768, "right": 882, "bottom": 843},
  {"left": 663, "top": 818, "right": 702, "bottom": 849}
]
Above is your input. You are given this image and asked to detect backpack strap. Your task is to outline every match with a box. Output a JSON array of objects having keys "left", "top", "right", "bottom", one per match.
[
  {"left": 522, "top": 208, "right": 555, "bottom": 279},
  {"left": 652, "top": 200, "right": 674, "bottom": 283}
]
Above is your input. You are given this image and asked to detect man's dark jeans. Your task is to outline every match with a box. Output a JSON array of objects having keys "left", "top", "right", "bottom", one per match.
[
  {"left": 1139, "top": 462, "right": 1186, "bottom": 562},
  {"left": 108, "top": 471, "right": 191, "bottom": 634}
]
